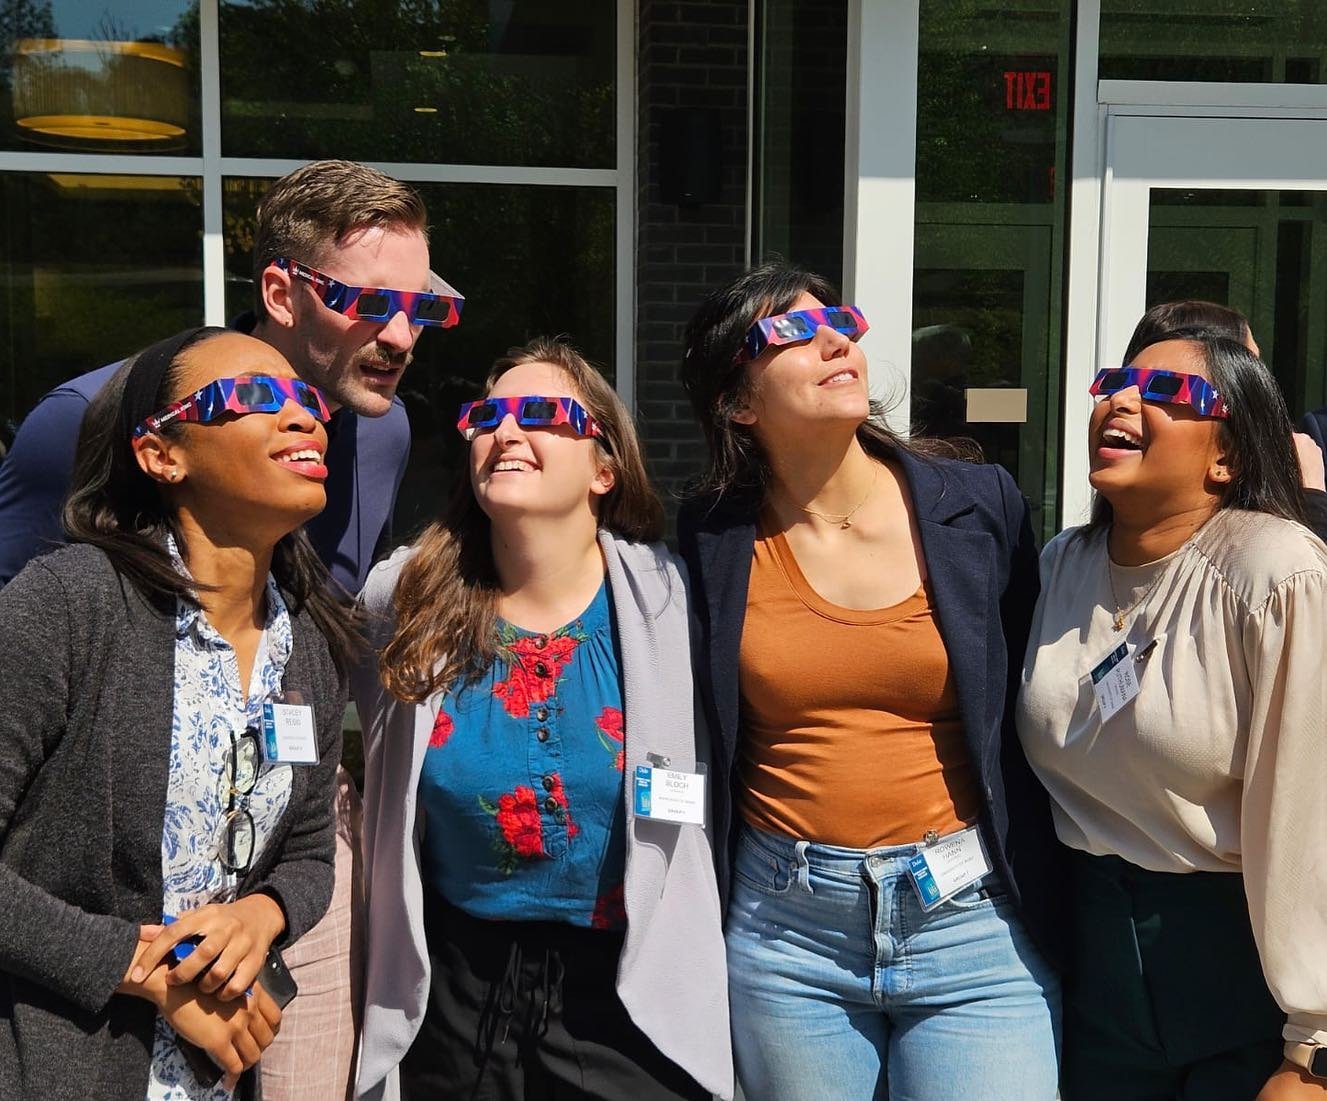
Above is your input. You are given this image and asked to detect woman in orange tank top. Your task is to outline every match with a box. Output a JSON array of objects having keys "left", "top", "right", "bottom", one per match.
[{"left": 676, "top": 261, "right": 1062, "bottom": 1101}]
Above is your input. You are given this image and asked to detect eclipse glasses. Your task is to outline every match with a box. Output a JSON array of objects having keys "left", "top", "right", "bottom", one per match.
[
  {"left": 134, "top": 375, "right": 331, "bottom": 438},
  {"left": 736, "top": 304, "right": 869, "bottom": 363},
  {"left": 274, "top": 257, "right": 464, "bottom": 329},
  {"left": 1089, "top": 366, "right": 1229, "bottom": 419}
]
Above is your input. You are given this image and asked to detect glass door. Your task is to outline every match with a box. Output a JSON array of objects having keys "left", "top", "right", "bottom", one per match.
[{"left": 1099, "top": 113, "right": 1327, "bottom": 417}]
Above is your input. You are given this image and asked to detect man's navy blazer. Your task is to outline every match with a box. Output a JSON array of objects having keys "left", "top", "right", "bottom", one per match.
[{"left": 677, "top": 448, "right": 1063, "bottom": 964}]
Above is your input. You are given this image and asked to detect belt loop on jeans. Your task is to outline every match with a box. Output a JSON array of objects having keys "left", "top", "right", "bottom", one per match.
[{"left": 793, "top": 839, "right": 813, "bottom": 893}]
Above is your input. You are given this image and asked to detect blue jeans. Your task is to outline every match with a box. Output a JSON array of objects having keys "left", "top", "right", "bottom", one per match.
[{"left": 727, "top": 824, "right": 1061, "bottom": 1101}]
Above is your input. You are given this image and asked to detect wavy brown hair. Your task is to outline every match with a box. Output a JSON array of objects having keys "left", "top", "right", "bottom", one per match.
[{"left": 379, "top": 337, "right": 663, "bottom": 702}]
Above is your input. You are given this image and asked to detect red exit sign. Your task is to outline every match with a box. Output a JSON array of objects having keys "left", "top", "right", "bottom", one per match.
[{"left": 1004, "top": 70, "right": 1052, "bottom": 111}]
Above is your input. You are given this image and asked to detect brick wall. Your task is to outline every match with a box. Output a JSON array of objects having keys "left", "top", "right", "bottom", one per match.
[{"left": 635, "top": 0, "right": 750, "bottom": 531}]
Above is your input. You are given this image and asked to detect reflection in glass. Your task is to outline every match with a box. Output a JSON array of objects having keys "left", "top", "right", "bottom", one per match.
[
  {"left": 0, "top": 172, "right": 203, "bottom": 445},
  {"left": 912, "top": 1, "right": 1071, "bottom": 539},
  {"left": 1100, "top": 2, "right": 1327, "bottom": 84},
  {"left": 223, "top": 177, "right": 615, "bottom": 540},
  {"left": 753, "top": 0, "right": 846, "bottom": 287},
  {"left": 1146, "top": 188, "right": 1327, "bottom": 419},
  {"left": 0, "top": 0, "right": 200, "bottom": 154},
  {"left": 219, "top": 1, "right": 615, "bottom": 167}
]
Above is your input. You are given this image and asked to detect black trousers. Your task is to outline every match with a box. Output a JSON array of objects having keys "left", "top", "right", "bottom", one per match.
[
  {"left": 1061, "top": 851, "right": 1284, "bottom": 1101},
  {"left": 401, "top": 891, "right": 710, "bottom": 1101}
]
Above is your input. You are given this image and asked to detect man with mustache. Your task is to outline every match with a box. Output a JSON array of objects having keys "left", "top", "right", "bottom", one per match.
[{"left": 0, "top": 158, "right": 457, "bottom": 1100}]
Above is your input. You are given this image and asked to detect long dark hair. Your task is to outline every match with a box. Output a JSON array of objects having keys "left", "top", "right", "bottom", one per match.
[
  {"left": 1084, "top": 333, "right": 1305, "bottom": 536},
  {"left": 62, "top": 328, "right": 360, "bottom": 670},
  {"left": 680, "top": 260, "right": 941, "bottom": 498},
  {"left": 380, "top": 336, "right": 663, "bottom": 703}
]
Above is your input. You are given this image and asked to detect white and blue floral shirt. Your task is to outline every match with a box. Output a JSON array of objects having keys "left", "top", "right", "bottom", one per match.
[{"left": 146, "top": 549, "right": 295, "bottom": 1101}]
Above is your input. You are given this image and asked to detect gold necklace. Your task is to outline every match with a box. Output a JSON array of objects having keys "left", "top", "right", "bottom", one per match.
[
  {"left": 797, "top": 466, "right": 878, "bottom": 529},
  {"left": 1105, "top": 557, "right": 1172, "bottom": 632}
]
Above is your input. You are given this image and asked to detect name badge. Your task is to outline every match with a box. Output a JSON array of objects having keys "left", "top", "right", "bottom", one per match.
[
  {"left": 633, "top": 763, "right": 706, "bottom": 826},
  {"left": 1090, "top": 642, "right": 1139, "bottom": 723},
  {"left": 261, "top": 699, "right": 319, "bottom": 765},
  {"left": 907, "top": 826, "right": 991, "bottom": 912}
]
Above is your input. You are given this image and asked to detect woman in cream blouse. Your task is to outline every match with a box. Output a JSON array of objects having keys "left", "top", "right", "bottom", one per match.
[{"left": 1018, "top": 329, "right": 1327, "bottom": 1101}]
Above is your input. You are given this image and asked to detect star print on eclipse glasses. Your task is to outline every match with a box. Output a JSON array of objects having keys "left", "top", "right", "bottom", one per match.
[
  {"left": 274, "top": 257, "right": 464, "bottom": 328},
  {"left": 134, "top": 375, "right": 331, "bottom": 438},
  {"left": 735, "top": 304, "right": 870, "bottom": 363},
  {"left": 1088, "top": 367, "right": 1229, "bottom": 419},
  {"left": 456, "top": 395, "right": 603, "bottom": 442}
]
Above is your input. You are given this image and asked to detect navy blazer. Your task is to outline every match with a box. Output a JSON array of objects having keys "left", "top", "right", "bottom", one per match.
[{"left": 677, "top": 449, "right": 1064, "bottom": 964}]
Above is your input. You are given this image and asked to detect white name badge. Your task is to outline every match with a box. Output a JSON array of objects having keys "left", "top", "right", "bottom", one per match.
[
  {"left": 261, "top": 701, "right": 319, "bottom": 765},
  {"left": 1090, "top": 641, "right": 1140, "bottom": 723},
  {"left": 906, "top": 826, "right": 991, "bottom": 912},
  {"left": 633, "top": 764, "right": 706, "bottom": 825}
]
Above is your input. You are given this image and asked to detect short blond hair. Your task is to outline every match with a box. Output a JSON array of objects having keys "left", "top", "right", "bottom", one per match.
[{"left": 251, "top": 160, "right": 428, "bottom": 318}]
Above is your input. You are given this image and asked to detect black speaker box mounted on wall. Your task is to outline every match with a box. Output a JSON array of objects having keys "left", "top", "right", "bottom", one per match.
[{"left": 659, "top": 107, "right": 723, "bottom": 206}]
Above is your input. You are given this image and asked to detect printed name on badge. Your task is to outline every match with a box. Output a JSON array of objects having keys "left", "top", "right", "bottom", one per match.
[
  {"left": 633, "top": 764, "right": 706, "bottom": 825},
  {"left": 262, "top": 701, "right": 319, "bottom": 765},
  {"left": 906, "top": 826, "right": 991, "bottom": 912},
  {"left": 1090, "top": 642, "right": 1140, "bottom": 723}
]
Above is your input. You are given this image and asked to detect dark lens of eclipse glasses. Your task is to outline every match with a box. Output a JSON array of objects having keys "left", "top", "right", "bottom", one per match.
[
  {"left": 520, "top": 400, "right": 559, "bottom": 421},
  {"left": 467, "top": 402, "right": 498, "bottom": 427},
  {"left": 1144, "top": 374, "right": 1183, "bottom": 397},
  {"left": 414, "top": 297, "right": 450, "bottom": 323},
  {"left": 1099, "top": 370, "right": 1129, "bottom": 391},
  {"left": 356, "top": 291, "right": 391, "bottom": 317},
  {"left": 235, "top": 380, "right": 277, "bottom": 406}
]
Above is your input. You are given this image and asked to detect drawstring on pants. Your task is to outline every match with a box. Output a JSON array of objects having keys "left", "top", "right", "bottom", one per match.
[{"left": 472, "top": 937, "right": 567, "bottom": 1084}]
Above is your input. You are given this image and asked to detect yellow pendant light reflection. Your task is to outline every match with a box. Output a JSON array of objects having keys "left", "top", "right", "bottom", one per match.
[{"left": 12, "top": 38, "right": 188, "bottom": 143}]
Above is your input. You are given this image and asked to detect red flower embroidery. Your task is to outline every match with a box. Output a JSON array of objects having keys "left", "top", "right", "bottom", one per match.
[
  {"left": 595, "top": 706, "right": 625, "bottom": 771},
  {"left": 492, "top": 633, "right": 581, "bottom": 718},
  {"left": 478, "top": 786, "right": 546, "bottom": 873},
  {"left": 591, "top": 882, "right": 627, "bottom": 929},
  {"left": 428, "top": 708, "right": 454, "bottom": 749},
  {"left": 548, "top": 773, "right": 579, "bottom": 839}
]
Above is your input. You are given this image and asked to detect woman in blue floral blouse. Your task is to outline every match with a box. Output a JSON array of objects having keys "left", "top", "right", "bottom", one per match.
[
  {"left": 352, "top": 337, "right": 732, "bottom": 1101},
  {"left": 0, "top": 326, "right": 353, "bottom": 1101}
]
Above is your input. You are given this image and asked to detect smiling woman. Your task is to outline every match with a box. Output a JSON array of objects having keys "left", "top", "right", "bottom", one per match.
[
  {"left": 350, "top": 336, "right": 732, "bottom": 1101},
  {"left": 0, "top": 326, "right": 352, "bottom": 1101},
  {"left": 676, "top": 260, "right": 1062, "bottom": 1101},
  {"left": 1018, "top": 331, "right": 1327, "bottom": 1100}
]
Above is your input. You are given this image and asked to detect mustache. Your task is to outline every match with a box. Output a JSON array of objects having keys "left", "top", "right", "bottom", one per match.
[{"left": 356, "top": 344, "right": 412, "bottom": 370}]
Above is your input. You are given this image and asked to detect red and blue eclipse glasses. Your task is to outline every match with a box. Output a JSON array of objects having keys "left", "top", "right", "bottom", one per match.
[
  {"left": 134, "top": 375, "right": 331, "bottom": 438},
  {"left": 456, "top": 395, "right": 603, "bottom": 441},
  {"left": 736, "top": 304, "right": 869, "bottom": 363},
  {"left": 274, "top": 257, "right": 464, "bottom": 328},
  {"left": 1089, "top": 366, "right": 1229, "bottom": 419}
]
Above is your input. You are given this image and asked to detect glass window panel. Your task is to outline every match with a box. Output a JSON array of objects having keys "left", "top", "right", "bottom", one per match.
[
  {"left": 223, "top": 177, "right": 615, "bottom": 539},
  {"left": 1100, "top": 2, "right": 1327, "bottom": 84},
  {"left": 0, "top": 1, "right": 200, "bottom": 154},
  {"left": 912, "top": 0, "right": 1071, "bottom": 541},
  {"left": 1146, "top": 188, "right": 1327, "bottom": 419},
  {"left": 753, "top": 0, "right": 846, "bottom": 288},
  {"left": 219, "top": 1, "right": 615, "bottom": 167},
  {"left": 0, "top": 172, "right": 203, "bottom": 449}
]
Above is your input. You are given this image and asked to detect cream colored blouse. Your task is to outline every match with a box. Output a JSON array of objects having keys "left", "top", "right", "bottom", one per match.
[{"left": 1017, "top": 507, "right": 1327, "bottom": 1044}]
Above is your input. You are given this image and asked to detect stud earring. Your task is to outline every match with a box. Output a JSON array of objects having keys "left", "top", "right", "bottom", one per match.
[{"left": 168, "top": 470, "right": 180, "bottom": 482}]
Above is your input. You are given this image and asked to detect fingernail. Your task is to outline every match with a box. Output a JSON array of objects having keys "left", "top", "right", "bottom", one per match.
[{"left": 131, "top": 967, "right": 144, "bottom": 982}]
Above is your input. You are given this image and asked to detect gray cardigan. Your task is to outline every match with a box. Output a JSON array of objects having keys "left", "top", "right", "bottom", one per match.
[
  {"left": 351, "top": 532, "right": 733, "bottom": 1100},
  {"left": 0, "top": 543, "right": 346, "bottom": 1101}
]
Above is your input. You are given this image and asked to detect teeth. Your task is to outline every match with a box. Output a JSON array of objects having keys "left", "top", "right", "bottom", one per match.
[
  {"left": 823, "top": 372, "right": 854, "bottom": 384},
  {"left": 278, "top": 449, "right": 321, "bottom": 463},
  {"left": 494, "top": 459, "right": 534, "bottom": 472},
  {"left": 1102, "top": 427, "right": 1142, "bottom": 448}
]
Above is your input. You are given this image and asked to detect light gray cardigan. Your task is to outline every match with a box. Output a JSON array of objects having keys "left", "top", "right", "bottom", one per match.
[{"left": 351, "top": 532, "right": 733, "bottom": 1100}]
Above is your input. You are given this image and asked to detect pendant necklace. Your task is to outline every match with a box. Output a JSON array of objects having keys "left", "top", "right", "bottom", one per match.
[
  {"left": 798, "top": 466, "right": 878, "bottom": 529},
  {"left": 1106, "top": 556, "right": 1173, "bottom": 632}
]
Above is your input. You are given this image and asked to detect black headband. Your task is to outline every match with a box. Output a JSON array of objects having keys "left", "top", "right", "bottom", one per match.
[{"left": 120, "top": 325, "right": 228, "bottom": 441}]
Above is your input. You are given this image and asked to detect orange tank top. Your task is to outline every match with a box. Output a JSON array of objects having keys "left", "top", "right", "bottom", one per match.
[{"left": 737, "top": 525, "right": 982, "bottom": 849}]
